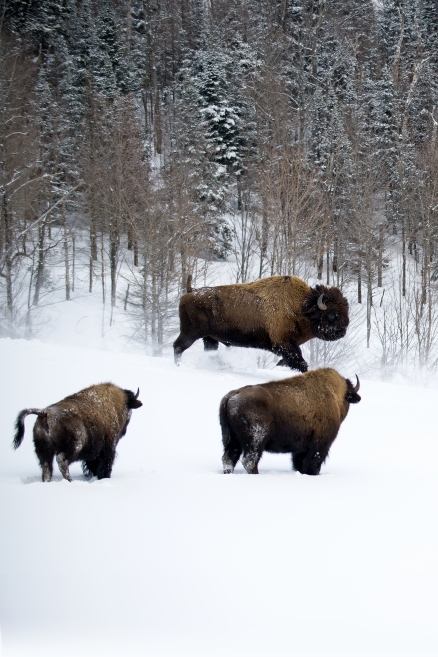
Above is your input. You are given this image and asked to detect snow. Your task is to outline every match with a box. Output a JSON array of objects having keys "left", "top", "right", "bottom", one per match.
[{"left": 1, "top": 336, "right": 438, "bottom": 656}]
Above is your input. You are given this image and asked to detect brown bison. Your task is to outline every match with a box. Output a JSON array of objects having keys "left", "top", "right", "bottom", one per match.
[
  {"left": 174, "top": 275, "right": 349, "bottom": 371},
  {"left": 13, "top": 383, "right": 143, "bottom": 482},
  {"left": 219, "top": 368, "right": 361, "bottom": 475}
]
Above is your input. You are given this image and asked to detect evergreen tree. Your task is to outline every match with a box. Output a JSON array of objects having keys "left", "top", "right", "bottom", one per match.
[
  {"left": 3, "top": 0, "right": 70, "bottom": 52},
  {"left": 188, "top": 36, "right": 243, "bottom": 173}
]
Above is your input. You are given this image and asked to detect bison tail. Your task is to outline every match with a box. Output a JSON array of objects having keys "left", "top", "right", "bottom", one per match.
[
  {"left": 219, "top": 393, "right": 234, "bottom": 448},
  {"left": 186, "top": 274, "right": 193, "bottom": 293},
  {"left": 13, "top": 409, "right": 43, "bottom": 449}
]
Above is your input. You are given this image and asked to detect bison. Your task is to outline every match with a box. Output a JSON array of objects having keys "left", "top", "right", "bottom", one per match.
[
  {"left": 13, "top": 383, "right": 143, "bottom": 482},
  {"left": 173, "top": 275, "right": 349, "bottom": 372},
  {"left": 219, "top": 368, "right": 361, "bottom": 475}
]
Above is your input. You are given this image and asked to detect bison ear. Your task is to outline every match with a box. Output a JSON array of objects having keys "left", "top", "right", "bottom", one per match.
[{"left": 131, "top": 399, "right": 143, "bottom": 409}]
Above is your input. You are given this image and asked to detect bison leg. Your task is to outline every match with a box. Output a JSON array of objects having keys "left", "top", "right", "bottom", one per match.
[
  {"left": 56, "top": 453, "right": 72, "bottom": 482},
  {"left": 173, "top": 333, "right": 197, "bottom": 365},
  {"left": 82, "top": 459, "right": 99, "bottom": 478},
  {"left": 273, "top": 343, "right": 308, "bottom": 372},
  {"left": 241, "top": 448, "right": 262, "bottom": 474},
  {"left": 95, "top": 444, "right": 116, "bottom": 479},
  {"left": 222, "top": 440, "right": 242, "bottom": 474},
  {"left": 203, "top": 337, "right": 219, "bottom": 351},
  {"left": 34, "top": 443, "right": 55, "bottom": 482},
  {"left": 34, "top": 425, "right": 55, "bottom": 482},
  {"left": 241, "top": 423, "right": 266, "bottom": 474},
  {"left": 292, "top": 447, "right": 328, "bottom": 476},
  {"left": 41, "top": 462, "right": 53, "bottom": 482}
]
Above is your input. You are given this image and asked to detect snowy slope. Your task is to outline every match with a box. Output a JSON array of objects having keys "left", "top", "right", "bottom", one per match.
[{"left": 1, "top": 338, "right": 438, "bottom": 656}]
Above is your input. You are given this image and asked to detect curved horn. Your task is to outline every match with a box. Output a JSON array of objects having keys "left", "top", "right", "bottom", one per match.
[
  {"left": 353, "top": 375, "right": 360, "bottom": 393},
  {"left": 317, "top": 294, "right": 327, "bottom": 311},
  {"left": 134, "top": 388, "right": 140, "bottom": 399}
]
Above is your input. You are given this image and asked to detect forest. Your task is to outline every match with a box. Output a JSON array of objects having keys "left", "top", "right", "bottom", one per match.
[{"left": 1, "top": 0, "right": 438, "bottom": 374}]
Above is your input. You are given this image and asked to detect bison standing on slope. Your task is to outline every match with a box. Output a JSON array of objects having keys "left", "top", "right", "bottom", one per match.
[
  {"left": 173, "top": 275, "right": 349, "bottom": 372},
  {"left": 13, "top": 383, "right": 143, "bottom": 482},
  {"left": 219, "top": 368, "right": 361, "bottom": 475}
]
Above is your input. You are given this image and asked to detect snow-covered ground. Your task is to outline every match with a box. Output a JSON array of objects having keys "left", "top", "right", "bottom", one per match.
[{"left": 1, "top": 332, "right": 438, "bottom": 657}]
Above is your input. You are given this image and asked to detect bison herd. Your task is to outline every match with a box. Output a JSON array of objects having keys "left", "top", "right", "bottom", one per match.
[{"left": 13, "top": 274, "right": 361, "bottom": 481}]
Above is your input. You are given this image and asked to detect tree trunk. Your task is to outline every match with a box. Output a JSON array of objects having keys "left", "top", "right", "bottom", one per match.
[
  {"left": 358, "top": 264, "right": 362, "bottom": 304},
  {"left": 3, "top": 200, "right": 14, "bottom": 333},
  {"left": 101, "top": 232, "right": 106, "bottom": 305},
  {"left": 259, "top": 198, "right": 268, "bottom": 279},
  {"left": 63, "top": 210, "right": 71, "bottom": 301},
  {"left": 33, "top": 222, "right": 46, "bottom": 306},
  {"left": 378, "top": 226, "right": 383, "bottom": 287},
  {"left": 402, "top": 216, "right": 406, "bottom": 297},
  {"left": 110, "top": 238, "right": 117, "bottom": 308}
]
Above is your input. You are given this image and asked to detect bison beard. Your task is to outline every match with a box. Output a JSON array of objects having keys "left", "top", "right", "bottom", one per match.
[
  {"left": 174, "top": 275, "right": 349, "bottom": 372},
  {"left": 219, "top": 368, "right": 361, "bottom": 475},
  {"left": 13, "top": 383, "right": 142, "bottom": 482}
]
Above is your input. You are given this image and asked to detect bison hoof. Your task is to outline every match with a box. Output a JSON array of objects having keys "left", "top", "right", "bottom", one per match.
[
  {"left": 222, "top": 455, "right": 235, "bottom": 473},
  {"left": 276, "top": 358, "right": 286, "bottom": 367}
]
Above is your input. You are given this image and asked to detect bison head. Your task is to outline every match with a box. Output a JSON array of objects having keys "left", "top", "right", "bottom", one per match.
[
  {"left": 345, "top": 375, "right": 361, "bottom": 404},
  {"left": 302, "top": 284, "right": 349, "bottom": 341},
  {"left": 124, "top": 388, "right": 143, "bottom": 409}
]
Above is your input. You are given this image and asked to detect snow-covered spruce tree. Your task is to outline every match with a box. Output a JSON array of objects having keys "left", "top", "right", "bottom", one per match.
[
  {"left": 327, "top": 0, "right": 377, "bottom": 63},
  {"left": 126, "top": 0, "right": 149, "bottom": 101},
  {"left": 78, "top": 0, "right": 115, "bottom": 100},
  {"left": 174, "top": 28, "right": 251, "bottom": 263},
  {"left": 189, "top": 34, "right": 243, "bottom": 173},
  {"left": 2, "top": 0, "right": 71, "bottom": 54},
  {"left": 377, "top": 0, "right": 432, "bottom": 141},
  {"left": 164, "top": 73, "right": 226, "bottom": 288}
]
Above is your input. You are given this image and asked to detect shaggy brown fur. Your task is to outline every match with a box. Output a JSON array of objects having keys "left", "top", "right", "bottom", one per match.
[
  {"left": 13, "top": 383, "right": 142, "bottom": 482},
  {"left": 174, "top": 275, "right": 349, "bottom": 371},
  {"left": 219, "top": 368, "right": 361, "bottom": 475}
]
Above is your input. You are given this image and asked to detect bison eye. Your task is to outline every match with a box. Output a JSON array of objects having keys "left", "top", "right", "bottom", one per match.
[{"left": 327, "top": 312, "right": 336, "bottom": 322}]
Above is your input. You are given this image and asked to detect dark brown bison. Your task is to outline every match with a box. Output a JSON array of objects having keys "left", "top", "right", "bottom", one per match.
[
  {"left": 174, "top": 275, "right": 349, "bottom": 371},
  {"left": 13, "top": 383, "right": 143, "bottom": 482},
  {"left": 219, "top": 368, "right": 361, "bottom": 475}
]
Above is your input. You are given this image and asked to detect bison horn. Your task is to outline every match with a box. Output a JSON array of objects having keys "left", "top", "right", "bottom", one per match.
[
  {"left": 134, "top": 388, "right": 140, "bottom": 399},
  {"left": 353, "top": 375, "right": 360, "bottom": 393},
  {"left": 317, "top": 294, "right": 327, "bottom": 310}
]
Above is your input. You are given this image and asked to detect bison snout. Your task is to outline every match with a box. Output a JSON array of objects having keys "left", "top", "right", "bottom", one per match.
[{"left": 321, "top": 326, "right": 347, "bottom": 341}]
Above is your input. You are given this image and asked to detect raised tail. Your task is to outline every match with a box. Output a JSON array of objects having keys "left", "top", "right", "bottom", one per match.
[
  {"left": 186, "top": 274, "right": 193, "bottom": 293},
  {"left": 13, "top": 409, "right": 44, "bottom": 449}
]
